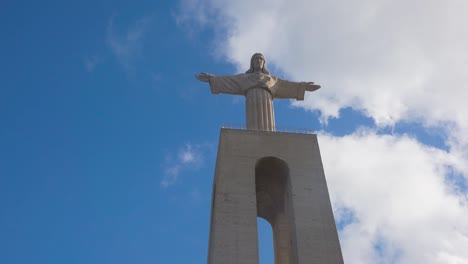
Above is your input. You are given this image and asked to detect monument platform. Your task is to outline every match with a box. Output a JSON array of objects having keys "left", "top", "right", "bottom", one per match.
[{"left": 208, "top": 128, "right": 343, "bottom": 264}]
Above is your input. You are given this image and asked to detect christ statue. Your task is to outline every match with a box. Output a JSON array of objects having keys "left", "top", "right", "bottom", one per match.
[{"left": 196, "top": 53, "right": 320, "bottom": 131}]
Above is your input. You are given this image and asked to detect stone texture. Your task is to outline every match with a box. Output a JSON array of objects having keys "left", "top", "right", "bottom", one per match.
[{"left": 207, "top": 128, "right": 344, "bottom": 264}]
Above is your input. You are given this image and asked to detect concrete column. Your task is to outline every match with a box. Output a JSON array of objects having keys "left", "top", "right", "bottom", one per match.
[{"left": 207, "top": 129, "right": 343, "bottom": 264}]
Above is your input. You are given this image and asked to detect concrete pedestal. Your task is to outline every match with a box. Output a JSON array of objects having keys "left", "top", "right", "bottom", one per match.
[{"left": 207, "top": 128, "right": 343, "bottom": 264}]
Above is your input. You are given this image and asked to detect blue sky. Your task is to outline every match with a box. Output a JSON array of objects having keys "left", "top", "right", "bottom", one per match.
[{"left": 1, "top": 1, "right": 468, "bottom": 263}]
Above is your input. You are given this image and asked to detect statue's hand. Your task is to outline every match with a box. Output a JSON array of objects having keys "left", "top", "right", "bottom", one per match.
[
  {"left": 195, "top": 72, "right": 214, "bottom": 82},
  {"left": 304, "top": 82, "right": 321, "bottom": 92}
]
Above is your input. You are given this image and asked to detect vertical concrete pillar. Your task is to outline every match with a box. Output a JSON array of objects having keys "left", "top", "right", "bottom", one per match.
[{"left": 207, "top": 129, "right": 343, "bottom": 264}]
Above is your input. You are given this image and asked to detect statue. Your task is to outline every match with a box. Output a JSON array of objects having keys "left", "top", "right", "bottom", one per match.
[{"left": 196, "top": 53, "right": 320, "bottom": 131}]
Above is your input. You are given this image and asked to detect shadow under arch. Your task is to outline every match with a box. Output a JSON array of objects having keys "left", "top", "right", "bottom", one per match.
[{"left": 255, "top": 156, "right": 298, "bottom": 264}]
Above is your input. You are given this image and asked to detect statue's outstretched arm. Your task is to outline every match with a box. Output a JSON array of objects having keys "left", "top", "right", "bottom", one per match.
[
  {"left": 195, "top": 72, "right": 214, "bottom": 82},
  {"left": 274, "top": 78, "right": 321, "bottom": 100},
  {"left": 195, "top": 73, "right": 245, "bottom": 96},
  {"left": 303, "top": 82, "right": 321, "bottom": 92}
]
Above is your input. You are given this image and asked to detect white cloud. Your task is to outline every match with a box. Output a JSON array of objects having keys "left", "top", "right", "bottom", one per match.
[
  {"left": 161, "top": 143, "right": 204, "bottom": 188},
  {"left": 177, "top": 0, "right": 468, "bottom": 168},
  {"left": 319, "top": 130, "right": 468, "bottom": 263},
  {"left": 176, "top": 1, "right": 468, "bottom": 262},
  {"left": 194, "top": 0, "right": 468, "bottom": 126},
  {"left": 179, "top": 144, "right": 197, "bottom": 163},
  {"left": 106, "top": 15, "right": 152, "bottom": 70},
  {"left": 161, "top": 165, "right": 181, "bottom": 188}
]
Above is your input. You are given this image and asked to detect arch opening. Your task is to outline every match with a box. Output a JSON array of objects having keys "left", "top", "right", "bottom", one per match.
[
  {"left": 255, "top": 157, "right": 297, "bottom": 264},
  {"left": 255, "top": 156, "right": 289, "bottom": 224}
]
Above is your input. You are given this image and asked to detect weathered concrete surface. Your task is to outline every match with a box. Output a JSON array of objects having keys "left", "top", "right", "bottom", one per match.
[{"left": 207, "top": 128, "right": 343, "bottom": 264}]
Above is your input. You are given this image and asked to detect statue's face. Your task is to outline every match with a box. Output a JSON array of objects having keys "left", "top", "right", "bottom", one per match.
[{"left": 253, "top": 55, "right": 264, "bottom": 71}]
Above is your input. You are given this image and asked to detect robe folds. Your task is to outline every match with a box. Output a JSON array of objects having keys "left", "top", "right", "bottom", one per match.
[{"left": 209, "top": 72, "right": 311, "bottom": 131}]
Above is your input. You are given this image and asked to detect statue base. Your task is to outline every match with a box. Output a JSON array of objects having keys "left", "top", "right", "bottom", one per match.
[{"left": 207, "top": 128, "right": 343, "bottom": 264}]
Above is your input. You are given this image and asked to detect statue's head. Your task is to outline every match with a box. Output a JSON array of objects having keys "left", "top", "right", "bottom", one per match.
[{"left": 246, "top": 53, "right": 270, "bottom": 74}]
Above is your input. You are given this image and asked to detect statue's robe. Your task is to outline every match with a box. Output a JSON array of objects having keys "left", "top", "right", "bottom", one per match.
[{"left": 209, "top": 72, "right": 313, "bottom": 131}]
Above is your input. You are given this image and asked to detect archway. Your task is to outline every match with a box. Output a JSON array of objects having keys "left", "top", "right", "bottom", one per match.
[{"left": 255, "top": 157, "right": 298, "bottom": 264}]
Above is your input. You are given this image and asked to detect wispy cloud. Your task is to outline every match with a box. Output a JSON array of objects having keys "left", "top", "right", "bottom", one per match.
[
  {"left": 174, "top": 0, "right": 211, "bottom": 32},
  {"left": 161, "top": 143, "right": 205, "bottom": 188},
  {"left": 83, "top": 55, "right": 101, "bottom": 72},
  {"left": 150, "top": 72, "right": 163, "bottom": 82},
  {"left": 188, "top": 188, "right": 203, "bottom": 204},
  {"left": 106, "top": 14, "right": 152, "bottom": 71}
]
